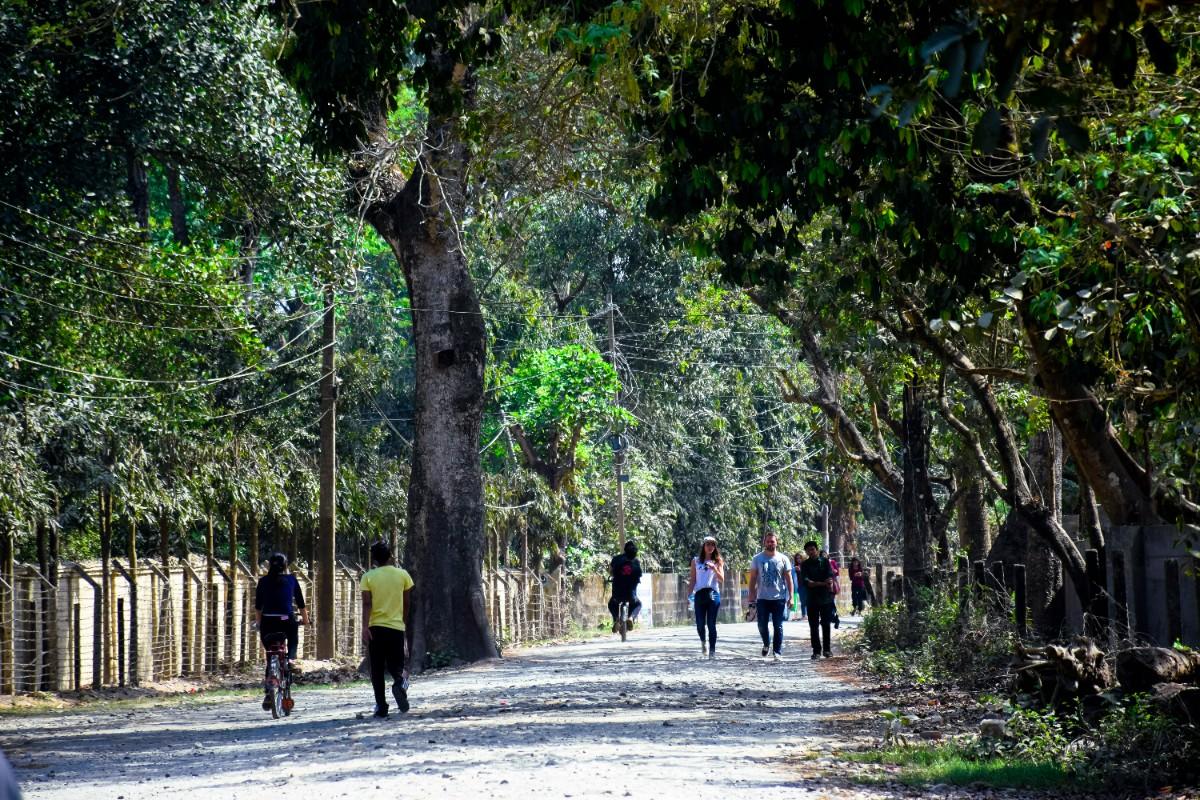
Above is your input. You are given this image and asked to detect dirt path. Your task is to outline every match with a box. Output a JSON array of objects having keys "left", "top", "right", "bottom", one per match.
[{"left": 4, "top": 620, "right": 896, "bottom": 799}]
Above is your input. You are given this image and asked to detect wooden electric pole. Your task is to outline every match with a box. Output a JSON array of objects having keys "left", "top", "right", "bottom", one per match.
[{"left": 316, "top": 284, "right": 337, "bottom": 658}]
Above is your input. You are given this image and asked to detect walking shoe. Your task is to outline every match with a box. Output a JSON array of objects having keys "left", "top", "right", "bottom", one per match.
[
  {"left": 773, "top": 651, "right": 783, "bottom": 662},
  {"left": 708, "top": 650, "right": 715, "bottom": 660},
  {"left": 393, "top": 682, "right": 410, "bottom": 713},
  {"left": 373, "top": 704, "right": 389, "bottom": 718},
  {"left": 811, "top": 652, "right": 821, "bottom": 660},
  {"left": 262, "top": 694, "right": 272, "bottom": 711},
  {"left": 823, "top": 650, "right": 832, "bottom": 658},
  {"left": 834, "top": 617, "right": 840, "bottom": 630},
  {"left": 700, "top": 641, "right": 708, "bottom": 656},
  {"left": 761, "top": 645, "right": 769, "bottom": 657}
]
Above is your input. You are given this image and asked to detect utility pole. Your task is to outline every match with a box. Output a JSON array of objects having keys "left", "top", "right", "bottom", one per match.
[
  {"left": 316, "top": 284, "right": 337, "bottom": 658},
  {"left": 607, "top": 294, "right": 626, "bottom": 551}
]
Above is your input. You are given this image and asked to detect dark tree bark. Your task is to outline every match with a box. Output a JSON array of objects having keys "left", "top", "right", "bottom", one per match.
[
  {"left": 166, "top": 166, "right": 189, "bottom": 245},
  {"left": 900, "top": 308, "right": 1090, "bottom": 604},
  {"left": 829, "top": 466, "right": 861, "bottom": 557},
  {"left": 125, "top": 147, "right": 149, "bottom": 232},
  {"left": 99, "top": 487, "right": 113, "bottom": 683},
  {"left": 1019, "top": 305, "right": 1198, "bottom": 536},
  {"left": 955, "top": 452, "right": 992, "bottom": 564},
  {"left": 1026, "top": 428, "right": 1064, "bottom": 639},
  {"left": 365, "top": 110, "right": 497, "bottom": 670},
  {"left": 901, "top": 377, "right": 934, "bottom": 610},
  {"left": 158, "top": 511, "right": 170, "bottom": 569},
  {"left": 248, "top": 512, "right": 260, "bottom": 576},
  {"left": 1079, "top": 475, "right": 1105, "bottom": 551}
]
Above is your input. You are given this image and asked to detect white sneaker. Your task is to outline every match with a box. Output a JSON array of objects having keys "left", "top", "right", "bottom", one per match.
[{"left": 772, "top": 652, "right": 780, "bottom": 662}]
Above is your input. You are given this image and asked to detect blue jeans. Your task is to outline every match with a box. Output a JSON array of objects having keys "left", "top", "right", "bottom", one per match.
[
  {"left": 694, "top": 589, "right": 720, "bottom": 651},
  {"left": 756, "top": 598, "right": 786, "bottom": 654}
]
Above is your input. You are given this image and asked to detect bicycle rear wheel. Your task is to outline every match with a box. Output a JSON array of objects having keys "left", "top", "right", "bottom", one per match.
[
  {"left": 282, "top": 664, "right": 294, "bottom": 716},
  {"left": 268, "top": 656, "right": 283, "bottom": 719},
  {"left": 618, "top": 604, "right": 628, "bottom": 642}
]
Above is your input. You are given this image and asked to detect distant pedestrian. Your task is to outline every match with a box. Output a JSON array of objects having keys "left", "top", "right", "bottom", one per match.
[
  {"left": 792, "top": 551, "right": 808, "bottom": 620},
  {"left": 849, "top": 557, "right": 867, "bottom": 615},
  {"left": 361, "top": 540, "right": 414, "bottom": 718},
  {"left": 800, "top": 541, "right": 835, "bottom": 659},
  {"left": 687, "top": 536, "right": 724, "bottom": 658},
  {"left": 747, "top": 532, "right": 795, "bottom": 661}
]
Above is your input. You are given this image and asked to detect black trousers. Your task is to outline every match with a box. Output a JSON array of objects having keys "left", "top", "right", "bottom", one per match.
[
  {"left": 808, "top": 601, "right": 833, "bottom": 654},
  {"left": 259, "top": 616, "right": 299, "bottom": 660},
  {"left": 368, "top": 626, "right": 406, "bottom": 709},
  {"left": 608, "top": 596, "right": 642, "bottom": 622}
]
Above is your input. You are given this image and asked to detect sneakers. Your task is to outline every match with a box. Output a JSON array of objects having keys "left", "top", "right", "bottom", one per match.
[
  {"left": 772, "top": 651, "right": 782, "bottom": 662},
  {"left": 262, "top": 694, "right": 272, "bottom": 711},
  {"left": 373, "top": 704, "right": 389, "bottom": 718},
  {"left": 700, "top": 641, "right": 708, "bottom": 656},
  {"left": 392, "top": 682, "right": 410, "bottom": 713},
  {"left": 811, "top": 652, "right": 821, "bottom": 660},
  {"left": 707, "top": 650, "right": 715, "bottom": 660},
  {"left": 823, "top": 650, "right": 833, "bottom": 658},
  {"left": 761, "top": 645, "right": 769, "bottom": 657}
]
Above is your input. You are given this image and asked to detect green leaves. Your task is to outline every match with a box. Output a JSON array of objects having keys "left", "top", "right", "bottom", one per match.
[{"left": 501, "top": 345, "right": 631, "bottom": 442}]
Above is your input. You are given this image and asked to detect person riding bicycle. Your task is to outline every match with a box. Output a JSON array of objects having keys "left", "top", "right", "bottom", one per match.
[
  {"left": 255, "top": 552, "right": 309, "bottom": 709},
  {"left": 607, "top": 540, "right": 643, "bottom": 632}
]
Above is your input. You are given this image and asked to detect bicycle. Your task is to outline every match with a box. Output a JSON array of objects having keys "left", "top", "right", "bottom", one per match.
[
  {"left": 262, "top": 631, "right": 294, "bottom": 719},
  {"left": 616, "top": 600, "right": 630, "bottom": 642}
]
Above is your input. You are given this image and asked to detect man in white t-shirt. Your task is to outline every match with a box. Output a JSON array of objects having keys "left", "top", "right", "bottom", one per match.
[{"left": 747, "top": 532, "right": 795, "bottom": 660}]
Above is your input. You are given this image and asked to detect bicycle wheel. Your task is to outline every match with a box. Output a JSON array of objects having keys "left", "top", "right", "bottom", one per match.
[
  {"left": 281, "top": 664, "right": 294, "bottom": 716},
  {"left": 268, "top": 655, "right": 283, "bottom": 719},
  {"left": 618, "top": 604, "right": 628, "bottom": 642}
]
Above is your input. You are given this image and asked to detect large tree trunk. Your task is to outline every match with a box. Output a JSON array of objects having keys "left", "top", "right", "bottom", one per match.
[
  {"left": 955, "top": 452, "right": 992, "bottom": 563},
  {"left": 1026, "top": 429, "right": 1064, "bottom": 639},
  {"left": 901, "top": 376, "right": 933, "bottom": 613},
  {"left": 100, "top": 487, "right": 113, "bottom": 684},
  {"left": 368, "top": 113, "right": 496, "bottom": 671},
  {"left": 125, "top": 147, "right": 149, "bottom": 232},
  {"left": 166, "top": 166, "right": 189, "bottom": 245},
  {"left": 900, "top": 308, "right": 1091, "bottom": 605},
  {"left": 1020, "top": 307, "right": 1174, "bottom": 527},
  {"left": 1079, "top": 475, "right": 1105, "bottom": 551},
  {"left": 158, "top": 511, "right": 170, "bottom": 569},
  {"left": 829, "top": 466, "right": 861, "bottom": 557}
]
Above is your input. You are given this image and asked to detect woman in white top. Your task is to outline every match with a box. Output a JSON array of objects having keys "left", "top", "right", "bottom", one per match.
[{"left": 687, "top": 536, "right": 725, "bottom": 658}]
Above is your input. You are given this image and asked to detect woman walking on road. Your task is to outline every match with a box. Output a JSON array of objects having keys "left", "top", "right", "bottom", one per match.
[{"left": 687, "top": 536, "right": 724, "bottom": 658}]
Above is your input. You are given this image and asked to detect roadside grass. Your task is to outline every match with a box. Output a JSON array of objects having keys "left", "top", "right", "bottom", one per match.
[{"left": 846, "top": 745, "right": 1085, "bottom": 790}]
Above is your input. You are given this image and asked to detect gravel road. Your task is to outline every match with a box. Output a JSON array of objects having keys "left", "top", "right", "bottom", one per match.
[{"left": 4, "top": 619, "right": 894, "bottom": 800}]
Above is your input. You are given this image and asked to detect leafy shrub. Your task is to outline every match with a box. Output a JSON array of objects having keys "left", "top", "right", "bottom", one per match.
[
  {"left": 1086, "top": 694, "right": 1199, "bottom": 788},
  {"left": 855, "top": 576, "right": 1015, "bottom": 687}
]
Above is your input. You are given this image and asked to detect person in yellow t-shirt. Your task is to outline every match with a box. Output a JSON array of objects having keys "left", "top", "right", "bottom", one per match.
[{"left": 361, "top": 541, "right": 414, "bottom": 718}]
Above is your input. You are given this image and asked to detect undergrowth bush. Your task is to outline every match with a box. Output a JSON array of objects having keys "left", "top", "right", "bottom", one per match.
[
  {"left": 1087, "top": 694, "right": 1199, "bottom": 788},
  {"left": 855, "top": 576, "right": 1015, "bottom": 687}
]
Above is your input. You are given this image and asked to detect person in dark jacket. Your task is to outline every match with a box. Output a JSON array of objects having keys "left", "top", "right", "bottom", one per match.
[
  {"left": 608, "top": 540, "right": 643, "bottom": 630},
  {"left": 799, "top": 541, "right": 835, "bottom": 658},
  {"left": 254, "top": 552, "right": 309, "bottom": 710}
]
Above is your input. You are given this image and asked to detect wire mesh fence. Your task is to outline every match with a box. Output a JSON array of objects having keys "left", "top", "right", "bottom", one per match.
[{"left": 0, "top": 558, "right": 368, "bottom": 694}]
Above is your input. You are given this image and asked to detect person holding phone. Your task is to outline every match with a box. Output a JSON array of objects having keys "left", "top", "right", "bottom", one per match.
[{"left": 687, "top": 536, "right": 725, "bottom": 658}]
